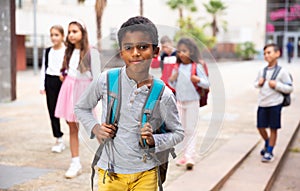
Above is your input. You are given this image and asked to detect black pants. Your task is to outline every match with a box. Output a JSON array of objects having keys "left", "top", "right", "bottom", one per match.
[{"left": 45, "top": 74, "right": 63, "bottom": 138}]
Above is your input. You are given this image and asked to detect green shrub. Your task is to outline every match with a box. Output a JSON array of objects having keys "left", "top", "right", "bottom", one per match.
[
  {"left": 174, "top": 17, "right": 216, "bottom": 49},
  {"left": 235, "top": 41, "right": 258, "bottom": 60}
]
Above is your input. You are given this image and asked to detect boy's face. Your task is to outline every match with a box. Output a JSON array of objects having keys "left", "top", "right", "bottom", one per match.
[
  {"left": 161, "top": 42, "right": 173, "bottom": 55},
  {"left": 120, "top": 31, "right": 158, "bottom": 73},
  {"left": 264, "top": 46, "right": 280, "bottom": 64}
]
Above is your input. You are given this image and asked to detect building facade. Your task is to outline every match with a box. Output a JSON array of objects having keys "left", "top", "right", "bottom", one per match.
[
  {"left": 16, "top": 0, "right": 281, "bottom": 62},
  {"left": 266, "top": 0, "right": 300, "bottom": 58}
]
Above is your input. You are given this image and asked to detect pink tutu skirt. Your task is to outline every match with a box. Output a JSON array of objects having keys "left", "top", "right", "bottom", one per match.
[{"left": 55, "top": 76, "right": 92, "bottom": 122}]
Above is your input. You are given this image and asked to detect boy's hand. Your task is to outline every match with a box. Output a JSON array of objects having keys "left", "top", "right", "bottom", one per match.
[
  {"left": 191, "top": 75, "right": 200, "bottom": 83},
  {"left": 141, "top": 122, "right": 155, "bottom": 146},
  {"left": 92, "top": 123, "right": 117, "bottom": 144},
  {"left": 258, "top": 77, "right": 265, "bottom": 86},
  {"left": 269, "top": 80, "right": 276, "bottom": 89},
  {"left": 39, "top": 90, "right": 46, "bottom": 94}
]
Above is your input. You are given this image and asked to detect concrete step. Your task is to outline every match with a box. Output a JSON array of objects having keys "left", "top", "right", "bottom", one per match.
[
  {"left": 220, "top": 116, "right": 300, "bottom": 190},
  {"left": 165, "top": 133, "right": 260, "bottom": 191},
  {"left": 271, "top": 125, "right": 300, "bottom": 191}
]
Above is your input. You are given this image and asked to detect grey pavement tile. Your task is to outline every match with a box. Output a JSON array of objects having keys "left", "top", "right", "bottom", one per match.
[{"left": 0, "top": 164, "right": 52, "bottom": 189}]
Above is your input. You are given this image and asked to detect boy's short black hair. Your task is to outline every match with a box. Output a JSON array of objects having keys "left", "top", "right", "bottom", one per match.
[
  {"left": 264, "top": 43, "right": 280, "bottom": 52},
  {"left": 117, "top": 16, "right": 158, "bottom": 49}
]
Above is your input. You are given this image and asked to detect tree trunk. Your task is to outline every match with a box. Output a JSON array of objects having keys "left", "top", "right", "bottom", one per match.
[
  {"left": 179, "top": 7, "right": 183, "bottom": 29},
  {"left": 140, "top": 0, "right": 143, "bottom": 16},
  {"left": 95, "top": 0, "right": 107, "bottom": 51},
  {"left": 179, "top": 7, "right": 183, "bottom": 20},
  {"left": 212, "top": 16, "right": 217, "bottom": 37}
]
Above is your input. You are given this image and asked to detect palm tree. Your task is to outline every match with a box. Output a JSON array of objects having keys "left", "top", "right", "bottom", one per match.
[
  {"left": 78, "top": 0, "right": 107, "bottom": 50},
  {"left": 140, "top": 0, "right": 143, "bottom": 16},
  {"left": 166, "top": 0, "right": 197, "bottom": 28},
  {"left": 95, "top": 0, "right": 107, "bottom": 50},
  {"left": 203, "top": 0, "right": 227, "bottom": 37}
]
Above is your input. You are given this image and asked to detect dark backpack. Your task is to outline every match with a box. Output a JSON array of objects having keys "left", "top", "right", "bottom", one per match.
[
  {"left": 44, "top": 47, "right": 51, "bottom": 71},
  {"left": 90, "top": 68, "right": 176, "bottom": 191},
  {"left": 192, "top": 61, "right": 209, "bottom": 107},
  {"left": 263, "top": 65, "right": 293, "bottom": 107},
  {"left": 42, "top": 47, "right": 52, "bottom": 86}
]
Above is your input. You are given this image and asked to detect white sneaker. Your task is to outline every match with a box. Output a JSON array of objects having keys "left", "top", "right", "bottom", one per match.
[
  {"left": 51, "top": 142, "right": 65, "bottom": 153},
  {"left": 65, "top": 162, "right": 82, "bottom": 179}
]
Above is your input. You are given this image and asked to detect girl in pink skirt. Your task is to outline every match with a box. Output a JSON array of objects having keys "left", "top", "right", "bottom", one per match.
[{"left": 55, "top": 20, "right": 101, "bottom": 178}]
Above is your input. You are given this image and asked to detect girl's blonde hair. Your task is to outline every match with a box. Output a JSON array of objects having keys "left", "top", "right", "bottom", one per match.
[{"left": 50, "top": 25, "right": 64, "bottom": 37}]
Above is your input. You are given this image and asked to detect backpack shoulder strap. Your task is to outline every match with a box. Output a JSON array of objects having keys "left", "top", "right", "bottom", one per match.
[
  {"left": 140, "top": 78, "right": 165, "bottom": 148},
  {"left": 199, "top": 60, "right": 209, "bottom": 76},
  {"left": 44, "top": 47, "right": 51, "bottom": 72},
  {"left": 271, "top": 65, "right": 282, "bottom": 80},
  {"left": 90, "top": 68, "right": 122, "bottom": 191},
  {"left": 140, "top": 78, "right": 166, "bottom": 191},
  {"left": 106, "top": 68, "right": 122, "bottom": 125},
  {"left": 191, "top": 62, "right": 200, "bottom": 88},
  {"left": 191, "top": 62, "right": 197, "bottom": 75},
  {"left": 262, "top": 66, "right": 268, "bottom": 79}
]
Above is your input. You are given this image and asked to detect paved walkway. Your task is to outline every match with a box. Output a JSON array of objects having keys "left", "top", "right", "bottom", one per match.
[
  {"left": 271, "top": 125, "right": 300, "bottom": 191},
  {"left": 0, "top": 58, "right": 299, "bottom": 191}
]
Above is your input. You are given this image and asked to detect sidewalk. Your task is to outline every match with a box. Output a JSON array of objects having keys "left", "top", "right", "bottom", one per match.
[{"left": 0, "top": 58, "right": 299, "bottom": 191}]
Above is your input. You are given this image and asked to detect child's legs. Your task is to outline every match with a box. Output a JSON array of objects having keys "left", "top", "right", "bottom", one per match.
[
  {"left": 269, "top": 104, "right": 281, "bottom": 147},
  {"left": 178, "top": 100, "right": 199, "bottom": 161},
  {"left": 177, "top": 101, "right": 186, "bottom": 158},
  {"left": 45, "top": 75, "right": 63, "bottom": 138},
  {"left": 68, "top": 122, "right": 79, "bottom": 158},
  {"left": 269, "top": 129, "right": 277, "bottom": 147},
  {"left": 98, "top": 168, "right": 157, "bottom": 191},
  {"left": 257, "top": 106, "right": 270, "bottom": 140},
  {"left": 257, "top": 128, "right": 269, "bottom": 140},
  {"left": 98, "top": 169, "right": 128, "bottom": 191},
  {"left": 130, "top": 168, "right": 157, "bottom": 191},
  {"left": 183, "top": 101, "right": 199, "bottom": 162}
]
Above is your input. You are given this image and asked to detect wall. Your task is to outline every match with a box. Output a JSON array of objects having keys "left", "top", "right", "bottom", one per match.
[
  {"left": 15, "top": 0, "right": 266, "bottom": 52},
  {"left": 0, "top": 0, "right": 16, "bottom": 102},
  {"left": 17, "top": 35, "right": 26, "bottom": 71}
]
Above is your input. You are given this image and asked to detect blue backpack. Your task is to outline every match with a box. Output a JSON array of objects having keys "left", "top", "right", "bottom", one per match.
[{"left": 91, "top": 68, "right": 176, "bottom": 191}]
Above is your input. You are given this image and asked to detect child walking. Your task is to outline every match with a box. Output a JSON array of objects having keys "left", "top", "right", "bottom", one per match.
[
  {"left": 39, "top": 25, "right": 66, "bottom": 153},
  {"left": 75, "top": 16, "right": 184, "bottom": 191},
  {"left": 160, "top": 35, "right": 177, "bottom": 84},
  {"left": 55, "top": 20, "right": 101, "bottom": 178},
  {"left": 254, "top": 43, "right": 293, "bottom": 162},
  {"left": 169, "top": 37, "right": 209, "bottom": 170}
]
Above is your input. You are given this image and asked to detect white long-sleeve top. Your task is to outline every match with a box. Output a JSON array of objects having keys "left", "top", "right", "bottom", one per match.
[
  {"left": 169, "top": 63, "right": 210, "bottom": 102},
  {"left": 67, "top": 48, "right": 101, "bottom": 79},
  {"left": 254, "top": 65, "right": 293, "bottom": 107},
  {"left": 39, "top": 46, "right": 65, "bottom": 90}
]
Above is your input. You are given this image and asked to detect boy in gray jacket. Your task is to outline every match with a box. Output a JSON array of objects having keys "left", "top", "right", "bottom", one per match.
[
  {"left": 254, "top": 43, "right": 293, "bottom": 162},
  {"left": 75, "top": 16, "right": 184, "bottom": 190}
]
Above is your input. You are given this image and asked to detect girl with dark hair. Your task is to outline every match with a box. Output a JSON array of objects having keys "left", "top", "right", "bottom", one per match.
[
  {"left": 169, "top": 37, "right": 209, "bottom": 170},
  {"left": 55, "top": 20, "right": 101, "bottom": 178}
]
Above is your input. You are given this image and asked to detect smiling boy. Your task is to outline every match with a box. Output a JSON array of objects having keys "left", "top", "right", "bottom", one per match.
[
  {"left": 75, "top": 16, "right": 184, "bottom": 191},
  {"left": 254, "top": 43, "right": 293, "bottom": 162}
]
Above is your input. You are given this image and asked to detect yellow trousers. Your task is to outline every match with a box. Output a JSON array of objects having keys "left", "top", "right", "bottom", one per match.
[{"left": 98, "top": 168, "right": 158, "bottom": 191}]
